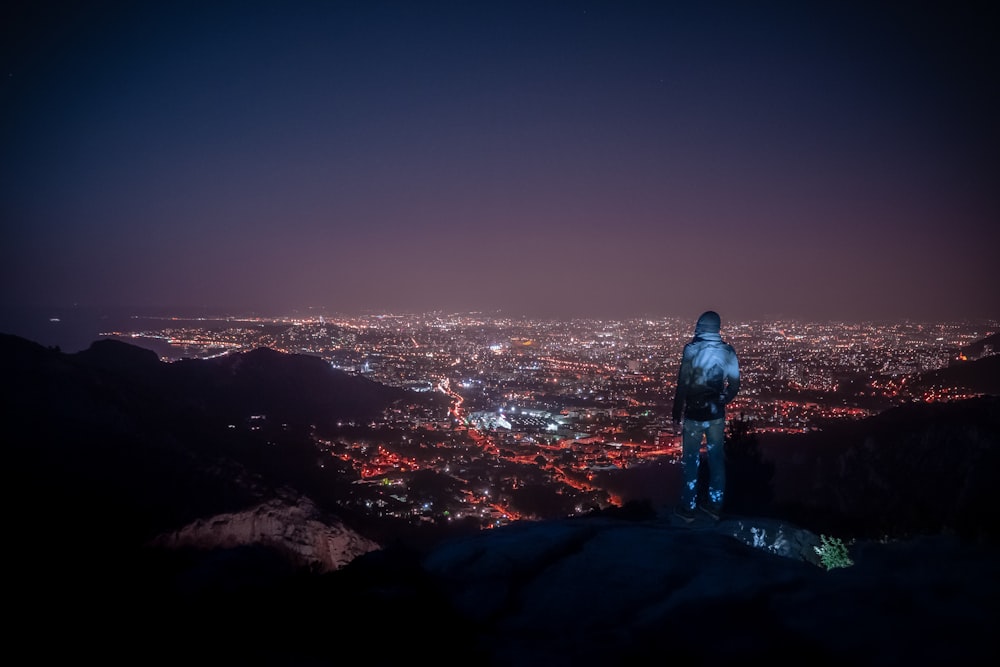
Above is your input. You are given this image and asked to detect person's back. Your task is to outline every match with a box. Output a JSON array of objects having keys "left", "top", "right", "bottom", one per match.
[
  {"left": 675, "top": 329, "right": 740, "bottom": 422},
  {"left": 672, "top": 311, "right": 740, "bottom": 522}
]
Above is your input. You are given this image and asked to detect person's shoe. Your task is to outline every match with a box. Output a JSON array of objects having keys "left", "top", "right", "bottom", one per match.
[
  {"left": 698, "top": 503, "right": 722, "bottom": 521},
  {"left": 674, "top": 504, "right": 696, "bottom": 523}
]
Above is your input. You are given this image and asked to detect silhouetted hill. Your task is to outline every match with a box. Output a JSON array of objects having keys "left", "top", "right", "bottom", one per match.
[
  {"left": 70, "top": 339, "right": 411, "bottom": 428},
  {"left": 761, "top": 394, "right": 1000, "bottom": 540},
  {"left": 173, "top": 345, "right": 407, "bottom": 427},
  {"left": 910, "top": 352, "right": 1000, "bottom": 394},
  {"left": 959, "top": 331, "right": 1000, "bottom": 360},
  {"left": 0, "top": 333, "right": 426, "bottom": 570},
  {"left": 74, "top": 337, "right": 163, "bottom": 373}
]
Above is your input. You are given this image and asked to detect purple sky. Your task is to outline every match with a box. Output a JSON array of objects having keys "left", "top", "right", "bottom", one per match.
[{"left": 2, "top": 1, "right": 997, "bottom": 322}]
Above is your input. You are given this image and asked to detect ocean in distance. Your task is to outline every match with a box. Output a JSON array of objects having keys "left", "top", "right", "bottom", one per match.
[{"left": 0, "top": 305, "right": 241, "bottom": 356}]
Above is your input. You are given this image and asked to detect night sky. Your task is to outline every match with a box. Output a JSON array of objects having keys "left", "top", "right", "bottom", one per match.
[{"left": 2, "top": 1, "right": 997, "bottom": 322}]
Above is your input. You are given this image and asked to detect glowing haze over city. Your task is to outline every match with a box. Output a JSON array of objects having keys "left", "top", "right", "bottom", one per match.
[{"left": 1, "top": 1, "right": 997, "bottom": 324}]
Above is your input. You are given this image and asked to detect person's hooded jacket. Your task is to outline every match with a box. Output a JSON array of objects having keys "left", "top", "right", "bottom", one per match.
[{"left": 672, "top": 311, "right": 740, "bottom": 423}]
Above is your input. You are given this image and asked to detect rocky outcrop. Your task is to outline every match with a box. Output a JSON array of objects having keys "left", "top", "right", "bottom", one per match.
[
  {"left": 150, "top": 495, "right": 381, "bottom": 572},
  {"left": 405, "top": 508, "right": 998, "bottom": 666},
  {"left": 720, "top": 516, "right": 823, "bottom": 564}
]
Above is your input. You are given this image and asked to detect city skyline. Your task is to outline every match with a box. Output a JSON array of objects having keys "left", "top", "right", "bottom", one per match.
[{"left": 2, "top": 1, "right": 998, "bottom": 322}]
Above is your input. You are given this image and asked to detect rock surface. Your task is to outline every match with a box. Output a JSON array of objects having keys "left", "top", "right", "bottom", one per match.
[
  {"left": 399, "top": 508, "right": 999, "bottom": 666},
  {"left": 150, "top": 495, "right": 380, "bottom": 573}
]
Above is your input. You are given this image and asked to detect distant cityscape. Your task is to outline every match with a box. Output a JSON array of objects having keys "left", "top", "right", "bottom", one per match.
[{"left": 99, "top": 313, "right": 997, "bottom": 529}]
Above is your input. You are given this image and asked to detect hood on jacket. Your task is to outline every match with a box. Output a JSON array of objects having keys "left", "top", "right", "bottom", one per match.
[{"left": 695, "top": 310, "right": 721, "bottom": 334}]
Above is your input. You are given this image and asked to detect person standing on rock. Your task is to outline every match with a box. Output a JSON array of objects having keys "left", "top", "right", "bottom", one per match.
[{"left": 671, "top": 310, "right": 741, "bottom": 522}]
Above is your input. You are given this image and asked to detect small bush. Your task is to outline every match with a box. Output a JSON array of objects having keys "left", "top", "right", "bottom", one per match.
[{"left": 814, "top": 534, "right": 854, "bottom": 570}]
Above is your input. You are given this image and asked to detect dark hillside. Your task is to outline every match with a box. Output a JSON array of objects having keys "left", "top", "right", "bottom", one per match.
[
  {"left": 74, "top": 337, "right": 163, "bottom": 373},
  {"left": 958, "top": 331, "right": 999, "bottom": 360},
  {"left": 186, "top": 346, "right": 411, "bottom": 423},
  {"left": 762, "top": 395, "right": 1000, "bottom": 541},
  {"left": 908, "top": 352, "right": 1000, "bottom": 395},
  {"left": 0, "top": 334, "right": 431, "bottom": 557}
]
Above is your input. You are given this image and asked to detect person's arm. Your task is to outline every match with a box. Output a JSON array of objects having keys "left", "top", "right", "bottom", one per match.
[
  {"left": 672, "top": 349, "right": 690, "bottom": 423},
  {"left": 722, "top": 346, "right": 740, "bottom": 404}
]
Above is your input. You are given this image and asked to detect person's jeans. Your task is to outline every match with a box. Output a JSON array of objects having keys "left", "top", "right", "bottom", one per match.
[{"left": 679, "top": 417, "right": 726, "bottom": 510}]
